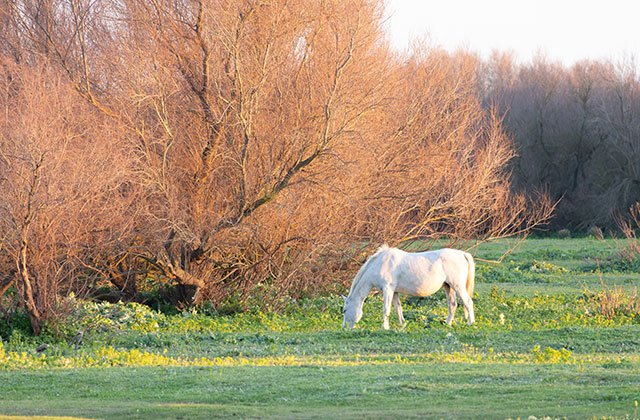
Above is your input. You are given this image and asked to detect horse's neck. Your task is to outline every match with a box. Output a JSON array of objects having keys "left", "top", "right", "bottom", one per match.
[{"left": 348, "top": 279, "right": 371, "bottom": 305}]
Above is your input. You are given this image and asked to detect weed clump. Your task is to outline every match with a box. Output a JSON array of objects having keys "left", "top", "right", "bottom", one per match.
[
  {"left": 588, "top": 225, "right": 605, "bottom": 239},
  {"left": 592, "top": 285, "right": 640, "bottom": 320},
  {"left": 532, "top": 345, "right": 574, "bottom": 364}
]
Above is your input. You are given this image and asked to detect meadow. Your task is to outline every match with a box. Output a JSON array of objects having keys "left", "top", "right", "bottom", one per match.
[{"left": 0, "top": 237, "right": 639, "bottom": 419}]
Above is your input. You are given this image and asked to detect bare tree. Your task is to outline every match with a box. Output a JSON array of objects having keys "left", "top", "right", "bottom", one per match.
[
  {"left": 0, "top": 61, "right": 134, "bottom": 333},
  {"left": 99, "top": 0, "right": 396, "bottom": 301},
  {"left": 357, "top": 49, "right": 552, "bottom": 247}
]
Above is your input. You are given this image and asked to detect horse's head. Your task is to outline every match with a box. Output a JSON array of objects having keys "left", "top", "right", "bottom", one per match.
[{"left": 341, "top": 295, "right": 362, "bottom": 329}]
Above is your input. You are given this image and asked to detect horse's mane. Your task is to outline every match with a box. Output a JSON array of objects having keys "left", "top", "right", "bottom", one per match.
[{"left": 348, "top": 244, "right": 390, "bottom": 295}]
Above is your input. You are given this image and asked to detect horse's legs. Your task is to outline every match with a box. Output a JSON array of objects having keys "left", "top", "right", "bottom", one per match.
[
  {"left": 382, "top": 287, "right": 394, "bottom": 330},
  {"left": 443, "top": 283, "right": 457, "bottom": 325},
  {"left": 454, "top": 286, "right": 475, "bottom": 325},
  {"left": 392, "top": 292, "right": 405, "bottom": 326}
]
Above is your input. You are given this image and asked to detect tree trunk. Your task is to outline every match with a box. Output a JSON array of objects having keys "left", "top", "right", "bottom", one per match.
[
  {"left": 156, "top": 251, "right": 205, "bottom": 304},
  {"left": 17, "top": 241, "right": 42, "bottom": 335},
  {"left": 167, "top": 265, "right": 205, "bottom": 303},
  {"left": 105, "top": 255, "right": 139, "bottom": 301}
]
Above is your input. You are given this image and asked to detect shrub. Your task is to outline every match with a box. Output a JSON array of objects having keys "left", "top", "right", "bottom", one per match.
[
  {"left": 43, "top": 298, "right": 165, "bottom": 341},
  {"left": 0, "top": 308, "right": 32, "bottom": 341}
]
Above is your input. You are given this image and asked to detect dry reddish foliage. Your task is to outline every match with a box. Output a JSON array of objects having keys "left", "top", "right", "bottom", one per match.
[
  {"left": 0, "top": 61, "right": 135, "bottom": 333},
  {"left": 0, "top": 0, "right": 551, "bottom": 331}
]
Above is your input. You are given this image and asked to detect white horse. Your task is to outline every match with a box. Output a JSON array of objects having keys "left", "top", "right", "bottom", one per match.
[{"left": 342, "top": 245, "right": 475, "bottom": 329}]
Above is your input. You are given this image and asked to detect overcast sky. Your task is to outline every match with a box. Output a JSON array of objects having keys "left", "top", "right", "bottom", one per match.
[{"left": 383, "top": 0, "right": 640, "bottom": 65}]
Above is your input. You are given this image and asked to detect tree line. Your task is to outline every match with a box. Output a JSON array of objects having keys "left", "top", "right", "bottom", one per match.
[
  {"left": 0, "top": 0, "right": 556, "bottom": 334},
  {"left": 479, "top": 52, "right": 640, "bottom": 229}
]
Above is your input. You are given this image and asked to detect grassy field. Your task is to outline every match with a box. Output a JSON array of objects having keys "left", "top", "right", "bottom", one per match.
[{"left": 0, "top": 237, "right": 639, "bottom": 419}]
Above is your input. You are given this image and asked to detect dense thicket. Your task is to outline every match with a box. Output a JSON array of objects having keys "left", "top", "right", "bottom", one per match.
[
  {"left": 480, "top": 52, "right": 640, "bottom": 229},
  {"left": 0, "top": 0, "right": 550, "bottom": 333}
]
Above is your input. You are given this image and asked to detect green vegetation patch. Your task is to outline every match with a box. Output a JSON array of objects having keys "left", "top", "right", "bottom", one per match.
[{"left": 0, "top": 238, "right": 639, "bottom": 418}]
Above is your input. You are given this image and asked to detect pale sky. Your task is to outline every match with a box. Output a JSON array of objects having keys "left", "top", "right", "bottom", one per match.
[{"left": 383, "top": 0, "right": 640, "bottom": 65}]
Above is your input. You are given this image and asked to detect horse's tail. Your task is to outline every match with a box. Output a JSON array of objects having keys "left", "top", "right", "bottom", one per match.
[
  {"left": 349, "top": 244, "right": 389, "bottom": 295},
  {"left": 463, "top": 252, "right": 475, "bottom": 298}
]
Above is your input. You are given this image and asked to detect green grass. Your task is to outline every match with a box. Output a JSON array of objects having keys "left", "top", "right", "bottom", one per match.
[
  {"left": 0, "top": 364, "right": 638, "bottom": 419},
  {"left": 0, "top": 238, "right": 639, "bottom": 418}
]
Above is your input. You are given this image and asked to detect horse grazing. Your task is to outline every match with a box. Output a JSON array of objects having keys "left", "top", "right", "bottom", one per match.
[{"left": 342, "top": 245, "right": 475, "bottom": 330}]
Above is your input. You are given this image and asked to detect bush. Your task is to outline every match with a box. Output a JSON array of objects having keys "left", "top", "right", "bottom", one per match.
[
  {"left": 0, "top": 308, "right": 33, "bottom": 341},
  {"left": 43, "top": 298, "right": 165, "bottom": 340}
]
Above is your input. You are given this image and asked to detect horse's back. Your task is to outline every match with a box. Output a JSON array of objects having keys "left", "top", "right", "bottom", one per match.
[
  {"left": 382, "top": 248, "right": 443, "bottom": 296},
  {"left": 388, "top": 248, "right": 470, "bottom": 296},
  {"left": 410, "top": 248, "right": 467, "bottom": 269},
  {"left": 431, "top": 248, "right": 469, "bottom": 264}
]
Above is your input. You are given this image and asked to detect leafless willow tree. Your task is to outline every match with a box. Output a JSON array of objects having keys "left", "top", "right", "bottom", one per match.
[{"left": 97, "top": 0, "right": 399, "bottom": 302}]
